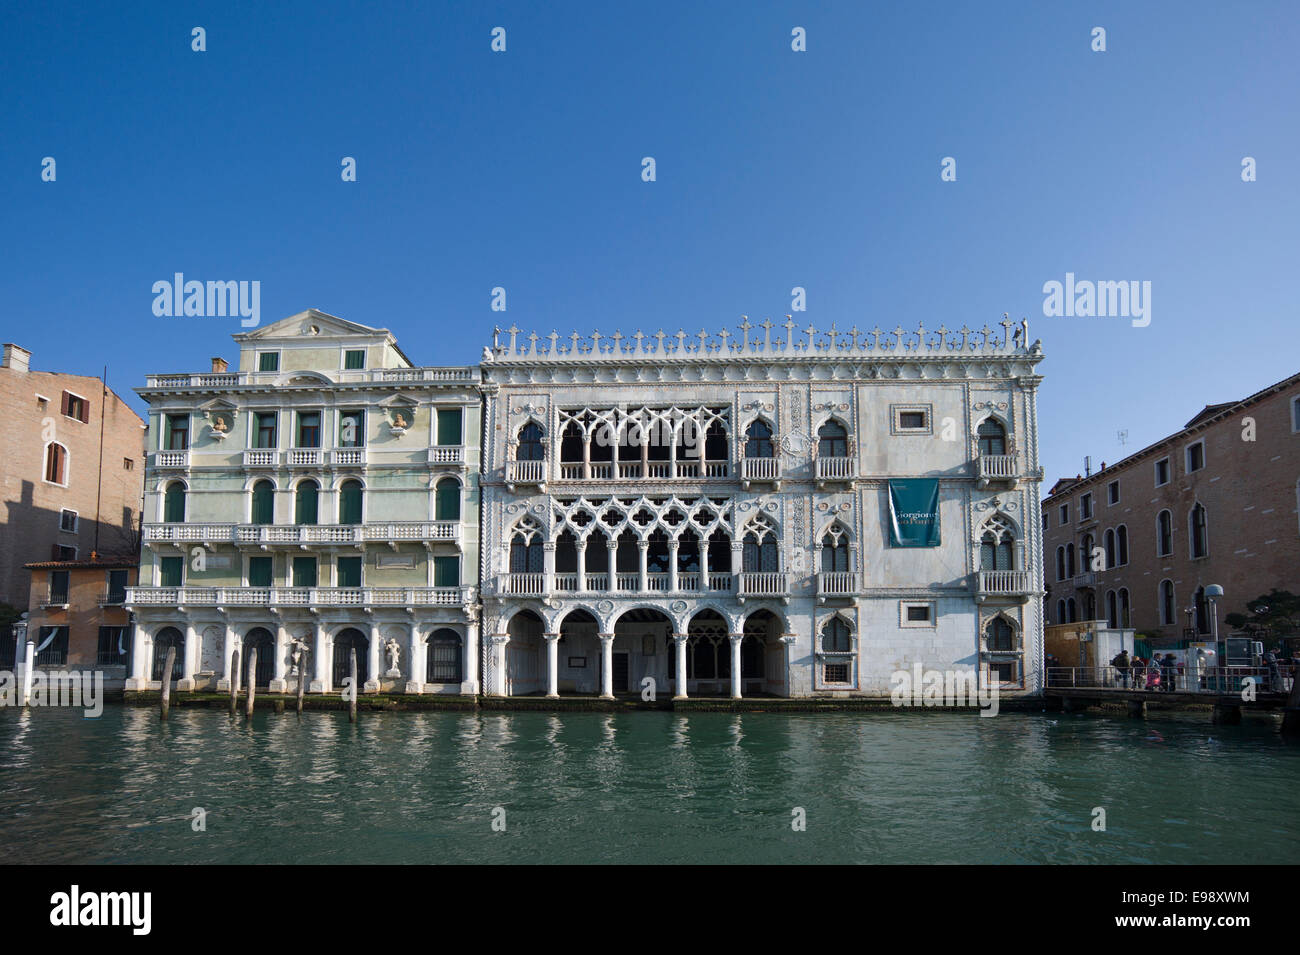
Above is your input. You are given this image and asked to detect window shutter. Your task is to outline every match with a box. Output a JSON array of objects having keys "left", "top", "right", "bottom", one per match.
[{"left": 60, "top": 391, "right": 70, "bottom": 416}]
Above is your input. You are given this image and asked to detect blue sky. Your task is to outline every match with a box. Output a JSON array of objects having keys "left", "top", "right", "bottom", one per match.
[{"left": 2, "top": 1, "right": 1296, "bottom": 486}]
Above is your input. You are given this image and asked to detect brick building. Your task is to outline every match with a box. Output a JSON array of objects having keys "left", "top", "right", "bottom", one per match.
[
  {"left": 1041, "top": 370, "right": 1300, "bottom": 646},
  {"left": 21, "top": 557, "right": 138, "bottom": 683},
  {"left": 0, "top": 344, "right": 146, "bottom": 611}
]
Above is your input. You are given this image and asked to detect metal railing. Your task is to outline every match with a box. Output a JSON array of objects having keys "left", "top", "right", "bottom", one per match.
[{"left": 1046, "top": 665, "right": 1295, "bottom": 693}]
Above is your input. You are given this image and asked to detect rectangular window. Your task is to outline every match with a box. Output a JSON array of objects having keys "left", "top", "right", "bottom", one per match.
[
  {"left": 62, "top": 391, "right": 89, "bottom": 423},
  {"left": 434, "top": 556, "right": 460, "bottom": 587},
  {"left": 898, "top": 411, "right": 927, "bottom": 430},
  {"left": 1080, "top": 493, "right": 1092, "bottom": 520},
  {"left": 56, "top": 545, "right": 77, "bottom": 560},
  {"left": 1154, "top": 457, "right": 1170, "bottom": 487},
  {"left": 123, "top": 457, "right": 134, "bottom": 470},
  {"left": 59, "top": 509, "right": 78, "bottom": 533},
  {"left": 292, "top": 556, "right": 317, "bottom": 588},
  {"left": 107, "top": 569, "right": 129, "bottom": 603},
  {"left": 97, "top": 626, "right": 129, "bottom": 665},
  {"left": 166, "top": 414, "right": 190, "bottom": 450},
  {"left": 339, "top": 410, "right": 365, "bottom": 447},
  {"left": 1293, "top": 396, "right": 1300, "bottom": 433},
  {"left": 337, "top": 556, "right": 362, "bottom": 588},
  {"left": 159, "top": 556, "right": 184, "bottom": 587},
  {"left": 258, "top": 352, "right": 279, "bottom": 372},
  {"left": 437, "top": 408, "right": 463, "bottom": 446},
  {"left": 1107, "top": 480, "right": 1120, "bottom": 505},
  {"left": 297, "top": 411, "right": 321, "bottom": 448},
  {"left": 1042, "top": 512, "right": 1049, "bottom": 532},
  {"left": 255, "top": 412, "right": 277, "bottom": 448},
  {"left": 49, "top": 570, "right": 70, "bottom": 603},
  {"left": 1059, "top": 503, "right": 1069, "bottom": 524},
  {"left": 36, "top": 627, "right": 69, "bottom": 666},
  {"left": 824, "top": 663, "right": 850, "bottom": 684},
  {"left": 1186, "top": 441, "right": 1205, "bottom": 473},
  {"left": 344, "top": 349, "right": 365, "bottom": 370},
  {"left": 248, "top": 556, "right": 273, "bottom": 588},
  {"left": 901, "top": 601, "right": 936, "bottom": 628}
]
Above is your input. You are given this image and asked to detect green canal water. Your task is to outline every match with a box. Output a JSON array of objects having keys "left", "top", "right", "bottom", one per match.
[{"left": 1, "top": 706, "right": 1296, "bottom": 864}]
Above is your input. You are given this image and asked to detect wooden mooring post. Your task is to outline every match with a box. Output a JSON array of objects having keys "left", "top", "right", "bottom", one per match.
[
  {"left": 159, "top": 647, "right": 176, "bottom": 720},
  {"left": 349, "top": 648, "right": 358, "bottom": 723},
  {"left": 297, "top": 648, "right": 308, "bottom": 716},
  {"left": 245, "top": 649, "right": 257, "bottom": 719},
  {"left": 229, "top": 648, "right": 240, "bottom": 716}
]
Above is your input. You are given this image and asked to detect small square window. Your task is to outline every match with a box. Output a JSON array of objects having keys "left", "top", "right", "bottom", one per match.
[
  {"left": 900, "top": 411, "right": 926, "bottom": 429},
  {"left": 901, "top": 601, "right": 936, "bottom": 627},
  {"left": 344, "top": 349, "right": 365, "bottom": 370},
  {"left": 56, "top": 545, "right": 77, "bottom": 561},
  {"left": 123, "top": 457, "right": 134, "bottom": 470},
  {"left": 258, "top": 352, "right": 280, "bottom": 372},
  {"left": 891, "top": 405, "right": 932, "bottom": 434},
  {"left": 1107, "top": 480, "right": 1120, "bottom": 505},
  {"left": 59, "top": 509, "right": 78, "bottom": 533},
  {"left": 1154, "top": 457, "right": 1170, "bottom": 487},
  {"left": 1186, "top": 441, "right": 1205, "bottom": 473}
]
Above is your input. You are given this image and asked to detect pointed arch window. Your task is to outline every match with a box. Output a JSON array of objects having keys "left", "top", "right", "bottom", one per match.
[
  {"left": 509, "top": 518, "right": 544, "bottom": 573},
  {"left": 821, "top": 524, "right": 851, "bottom": 572},
  {"left": 743, "top": 517, "right": 779, "bottom": 572},
  {"left": 744, "top": 420, "right": 775, "bottom": 458},
  {"left": 1156, "top": 510, "right": 1173, "bottom": 557},
  {"left": 517, "top": 422, "right": 545, "bottom": 461},
  {"left": 822, "top": 617, "right": 853, "bottom": 653},
  {"left": 986, "top": 617, "right": 1015, "bottom": 651},
  {"left": 817, "top": 420, "right": 848, "bottom": 458},
  {"left": 1159, "top": 580, "right": 1175, "bottom": 625},
  {"left": 980, "top": 515, "right": 1017, "bottom": 571},
  {"left": 977, "top": 418, "right": 1006, "bottom": 456}
]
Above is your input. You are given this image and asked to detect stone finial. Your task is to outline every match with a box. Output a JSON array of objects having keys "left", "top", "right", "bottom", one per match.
[
  {"left": 738, "top": 316, "right": 752, "bottom": 349},
  {"left": 759, "top": 318, "right": 774, "bottom": 351}
]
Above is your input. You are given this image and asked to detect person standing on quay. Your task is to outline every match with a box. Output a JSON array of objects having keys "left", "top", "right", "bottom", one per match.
[
  {"left": 1111, "top": 649, "right": 1131, "bottom": 688},
  {"left": 1163, "top": 653, "right": 1178, "bottom": 692}
]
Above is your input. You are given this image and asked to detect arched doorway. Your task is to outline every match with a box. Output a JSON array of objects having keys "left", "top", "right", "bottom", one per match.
[
  {"left": 557, "top": 609, "right": 599, "bottom": 695},
  {"left": 244, "top": 628, "right": 275, "bottom": 687},
  {"left": 426, "top": 628, "right": 462, "bottom": 684},
  {"left": 152, "top": 627, "right": 184, "bottom": 681},
  {"left": 332, "top": 628, "right": 368, "bottom": 689},
  {"left": 685, "top": 609, "right": 730, "bottom": 695},
  {"left": 742, "top": 609, "right": 781, "bottom": 695},
  {"left": 611, "top": 608, "right": 671, "bottom": 695}
]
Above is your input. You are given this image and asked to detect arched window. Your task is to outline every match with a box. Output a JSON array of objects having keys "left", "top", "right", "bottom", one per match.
[
  {"left": 1195, "top": 586, "right": 1210, "bottom": 634},
  {"left": 516, "top": 422, "right": 545, "bottom": 461},
  {"left": 251, "top": 480, "right": 274, "bottom": 525},
  {"left": 1056, "top": 599, "right": 1066, "bottom": 624},
  {"left": 1159, "top": 580, "right": 1175, "bottom": 625},
  {"left": 703, "top": 418, "right": 729, "bottom": 462},
  {"left": 976, "top": 418, "right": 1006, "bottom": 456},
  {"left": 243, "top": 628, "right": 275, "bottom": 687},
  {"left": 1066, "top": 543, "right": 1076, "bottom": 579},
  {"left": 295, "top": 480, "right": 319, "bottom": 525},
  {"left": 1104, "top": 529, "right": 1116, "bottom": 569},
  {"left": 435, "top": 478, "right": 460, "bottom": 521},
  {"left": 986, "top": 617, "right": 1015, "bottom": 651},
  {"left": 817, "top": 420, "right": 848, "bottom": 458},
  {"left": 1056, "top": 546, "right": 1065, "bottom": 582},
  {"left": 1081, "top": 533, "right": 1094, "bottom": 571},
  {"left": 164, "top": 482, "right": 187, "bottom": 523},
  {"left": 152, "top": 627, "right": 184, "bottom": 681},
  {"left": 822, "top": 617, "right": 853, "bottom": 652},
  {"left": 1156, "top": 510, "right": 1173, "bottom": 557},
  {"left": 1117, "top": 525, "right": 1129, "bottom": 566},
  {"left": 426, "top": 629, "right": 462, "bottom": 684},
  {"left": 980, "top": 515, "right": 1016, "bottom": 571},
  {"left": 744, "top": 420, "right": 775, "bottom": 458},
  {"left": 338, "top": 479, "right": 363, "bottom": 525},
  {"left": 1106, "top": 590, "right": 1118, "bottom": 628},
  {"left": 1119, "top": 588, "right": 1131, "bottom": 628},
  {"left": 509, "top": 518, "right": 544, "bottom": 573},
  {"left": 743, "top": 516, "right": 779, "bottom": 572},
  {"left": 1189, "top": 503, "right": 1208, "bottom": 559},
  {"left": 821, "top": 524, "right": 850, "bottom": 572},
  {"left": 44, "top": 443, "right": 68, "bottom": 484},
  {"left": 559, "top": 421, "right": 584, "bottom": 464}
]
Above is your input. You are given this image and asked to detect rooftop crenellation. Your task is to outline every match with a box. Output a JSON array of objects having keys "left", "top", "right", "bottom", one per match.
[{"left": 488, "top": 315, "right": 1040, "bottom": 361}]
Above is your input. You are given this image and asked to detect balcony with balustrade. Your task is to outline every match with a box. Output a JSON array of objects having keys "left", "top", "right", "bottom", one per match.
[
  {"left": 150, "top": 450, "right": 190, "bottom": 470},
  {"left": 142, "top": 367, "right": 478, "bottom": 391},
  {"left": 428, "top": 446, "right": 465, "bottom": 467},
  {"left": 815, "top": 456, "right": 856, "bottom": 486},
  {"left": 329, "top": 447, "right": 367, "bottom": 467},
  {"left": 977, "top": 569, "right": 1033, "bottom": 600},
  {"left": 143, "top": 521, "right": 462, "bottom": 548},
  {"left": 738, "top": 572, "right": 790, "bottom": 603},
  {"left": 505, "top": 571, "right": 739, "bottom": 596},
  {"left": 506, "top": 459, "right": 547, "bottom": 489},
  {"left": 555, "top": 459, "right": 730, "bottom": 482},
  {"left": 741, "top": 456, "right": 781, "bottom": 489},
  {"left": 242, "top": 449, "right": 281, "bottom": 468},
  {"left": 125, "top": 585, "right": 473, "bottom": 609},
  {"left": 976, "top": 453, "right": 1018, "bottom": 487},
  {"left": 816, "top": 571, "right": 858, "bottom": 602}
]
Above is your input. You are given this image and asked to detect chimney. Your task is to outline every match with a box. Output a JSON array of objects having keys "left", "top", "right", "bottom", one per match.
[
  {"left": 2, "top": 344, "right": 31, "bottom": 373},
  {"left": 211, "top": 357, "right": 228, "bottom": 373}
]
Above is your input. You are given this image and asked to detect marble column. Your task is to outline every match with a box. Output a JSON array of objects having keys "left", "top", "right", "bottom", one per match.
[
  {"left": 405, "top": 623, "right": 424, "bottom": 695},
  {"left": 668, "top": 540, "right": 679, "bottom": 592},
  {"left": 729, "top": 632, "right": 744, "bottom": 699},
  {"left": 366, "top": 622, "right": 381, "bottom": 692},
  {"left": 598, "top": 632, "right": 615, "bottom": 699},
  {"left": 638, "top": 541, "right": 649, "bottom": 592},
  {"left": 178, "top": 621, "right": 198, "bottom": 690},
  {"left": 543, "top": 541, "right": 556, "bottom": 595},
  {"left": 270, "top": 621, "right": 289, "bottom": 691},
  {"left": 780, "top": 633, "right": 798, "bottom": 697},
  {"left": 544, "top": 632, "right": 561, "bottom": 698},
  {"left": 310, "top": 622, "right": 328, "bottom": 693},
  {"left": 673, "top": 632, "right": 689, "bottom": 700},
  {"left": 124, "top": 621, "right": 148, "bottom": 689},
  {"left": 217, "top": 624, "right": 237, "bottom": 692},
  {"left": 488, "top": 634, "right": 509, "bottom": 697},
  {"left": 463, "top": 620, "right": 480, "bottom": 695}
]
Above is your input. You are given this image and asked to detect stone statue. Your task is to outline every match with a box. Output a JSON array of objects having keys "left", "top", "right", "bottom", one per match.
[
  {"left": 384, "top": 637, "right": 402, "bottom": 677},
  {"left": 289, "top": 637, "right": 310, "bottom": 675},
  {"left": 391, "top": 412, "right": 409, "bottom": 430}
]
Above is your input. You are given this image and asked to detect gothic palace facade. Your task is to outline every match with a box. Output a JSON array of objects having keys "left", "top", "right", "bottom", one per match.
[{"left": 126, "top": 309, "right": 1047, "bottom": 700}]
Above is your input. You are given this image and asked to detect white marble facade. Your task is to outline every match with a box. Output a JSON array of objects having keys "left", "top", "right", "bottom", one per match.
[{"left": 480, "top": 319, "right": 1047, "bottom": 699}]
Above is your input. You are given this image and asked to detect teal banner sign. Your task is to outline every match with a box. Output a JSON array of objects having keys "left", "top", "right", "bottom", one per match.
[{"left": 889, "top": 479, "right": 940, "bottom": 547}]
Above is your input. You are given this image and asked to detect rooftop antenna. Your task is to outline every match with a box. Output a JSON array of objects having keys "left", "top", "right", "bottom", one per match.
[
  {"left": 1117, "top": 429, "right": 1129, "bottom": 447},
  {"left": 1083, "top": 455, "right": 1092, "bottom": 478}
]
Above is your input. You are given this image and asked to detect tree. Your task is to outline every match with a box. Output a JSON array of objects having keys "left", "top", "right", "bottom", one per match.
[{"left": 1225, "top": 590, "right": 1300, "bottom": 650}]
